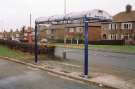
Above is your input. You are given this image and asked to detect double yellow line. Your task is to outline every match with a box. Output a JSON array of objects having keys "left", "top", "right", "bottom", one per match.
[
  {"left": 54, "top": 44, "right": 84, "bottom": 49},
  {"left": 46, "top": 44, "right": 85, "bottom": 49}
]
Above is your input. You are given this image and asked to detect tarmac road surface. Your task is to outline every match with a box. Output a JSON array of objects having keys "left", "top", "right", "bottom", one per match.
[{"left": 0, "top": 58, "right": 103, "bottom": 89}]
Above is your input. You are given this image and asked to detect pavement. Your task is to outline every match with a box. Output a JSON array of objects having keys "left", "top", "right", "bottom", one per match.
[
  {"left": 46, "top": 47, "right": 135, "bottom": 89},
  {"left": 0, "top": 58, "right": 104, "bottom": 89},
  {"left": 55, "top": 47, "right": 135, "bottom": 83},
  {"left": 37, "top": 59, "right": 135, "bottom": 89}
]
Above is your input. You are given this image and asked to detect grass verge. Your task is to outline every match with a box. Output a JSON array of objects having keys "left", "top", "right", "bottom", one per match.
[
  {"left": 0, "top": 45, "right": 33, "bottom": 60},
  {"left": 88, "top": 45, "right": 135, "bottom": 54},
  {"left": 0, "top": 45, "right": 52, "bottom": 62}
]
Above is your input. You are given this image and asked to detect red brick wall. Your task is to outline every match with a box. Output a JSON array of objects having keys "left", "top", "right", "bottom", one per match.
[
  {"left": 88, "top": 26, "right": 101, "bottom": 41},
  {"left": 54, "top": 29, "right": 64, "bottom": 40}
]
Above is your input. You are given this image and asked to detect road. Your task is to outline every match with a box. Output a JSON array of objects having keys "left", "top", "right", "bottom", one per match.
[
  {"left": 55, "top": 47, "right": 135, "bottom": 81},
  {"left": 0, "top": 58, "right": 103, "bottom": 89}
]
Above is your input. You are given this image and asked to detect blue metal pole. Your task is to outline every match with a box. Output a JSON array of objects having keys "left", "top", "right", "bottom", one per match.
[
  {"left": 83, "top": 16, "right": 89, "bottom": 78},
  {"left": 34, "top": 23, "right": 38, "bottom": 63}
]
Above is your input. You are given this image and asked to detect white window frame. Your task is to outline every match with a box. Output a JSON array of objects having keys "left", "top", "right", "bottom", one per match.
[
  {"left": 121, "top": 23, "right": 132, "bottom": 30},
  {"left": 121, "top": 35, "right": 124, "bottom": 39},
  {"left": 110, "top": 34, "right": 117, "bottom": 40},
  {"left": 116, "top": 34, "right": 118, "bottom": 40},
  {"left": 76, "top": 27, "right": 82, "bottom": 33},
  {"left": 16, "top": 34, "right": 20, "bottom": 38},
  {"left": 108, "top": 34, "right": 112, "bottom": 40},
  {"left": 24, "top": 33, "right": 27, "bottom": 36},
  {"left": 69, "top": 28, "right": 74, "bottom": 32},
  {"left": 73, "top": 20, "right": 80, "bottom": 24},
  {"left": 46, "top": 30, "right": 51, "bottom": 35},
  {"left": 0, "top": 35, "right": 2, "bottom": 39},
  {"left": 109, "top": 23, "right": 117, "bottom": 30}
]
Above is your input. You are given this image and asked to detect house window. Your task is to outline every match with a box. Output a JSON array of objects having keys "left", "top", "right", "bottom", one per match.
[
  {"left": 109, "top": 23, "right": 117, "bottom": 30},
  {"left": 73, "top": 20, "right": 80, "bottom": 24},
  {"left": 52, "top": 22, "right": 58, "bottom": 24},
  {"left": 32, "top": 32, "right": 35, "bottom": 36},
  {"left": 110, "top": 34, "right": 117, "bottom": 40},
  {"left": 111, "top": 34, "right": 113, "bottom": 40},
  {"left": 51, "top": 29, "right": 54, "bottom": 34},
  {"left": 16, "top": 34, "right": 20, "bottom": 37},
  {"left": 121, "top": 23, "right": 132, "bottom": 30},
  {"left": 123, "top": 35, "right": 129, "bottom": 40},
  {"left": 46, "top": 30, "right": 51, "bottom": 34},
  {"left": 116, "top": 34, "right": 118, "bottom": 40},
  {"left": 24, "top": 33, "right": 27, "bottom": 36},
  {"left": 114, "top": 34, "right": 116, "bottom": 40},
  {"left": 0, "top": 35, "right": 2, "bottom": 39},
  {"left": 69, "top": 28, "right": 74, "bottom": 32},
  {"left": 121, "top": 35, "right": 124, "bottom": 39},
  {"left": 67, "top": 20, "right": 72, "bottom": 24},
  {"left": 76, "top": 27, "right": 82, "bottom": 33},
  {"left": 103, "top": 34, "right": 107, "bottom": 40},
  {"left": 108, "top": 34, "right": 112, "bottom": 40}
]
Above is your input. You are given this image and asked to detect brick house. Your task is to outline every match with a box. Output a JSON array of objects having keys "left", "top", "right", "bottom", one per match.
[
  {"left": 38, "top": 25, "right": 49, "bottom": 41},
  {"left": 36, "top": 9, "right": 112, "bottom": 43},
  {"left": 9, "top": 29, "right": 19, "bottom": 41},
  {"left": 38, "top": 24, "right": 65, "bottom": 41},
  {"left": 2, "top": 31, "right": 10, "bottom": 40},
  {"left": 0, "top": 32, "right": 3, "bottom": 39},
  {"left": 66, "top": 23, "right": 101, "bottom": 41},
  {"left": 1, "top": 29, "right": 21, "bottom": 41},
  {"left": 13, "top": 29, "right": 21, "bottom": 41},
  {"left": 37, "top": 23, "right": 102, "bottom": 43},
  {"left": 20, "top": 26, "right": 33, "bottom": 44},
  {"left": 101, "top": 5, "right": 135, "bottom": 44},
  {"left": 9, "top": 29, "right": 14, "bottom": 40}
]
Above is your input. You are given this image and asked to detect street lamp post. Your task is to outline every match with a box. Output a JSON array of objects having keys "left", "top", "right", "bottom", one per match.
[
  {"left": 64, "top": 0, "right": 67, "bottom": 16},
  {"left": 64, "top": 0, "right": 67, "bottom": 45},
  {"left": 63, "top": 0, "right": 67, "bottom": 59}
]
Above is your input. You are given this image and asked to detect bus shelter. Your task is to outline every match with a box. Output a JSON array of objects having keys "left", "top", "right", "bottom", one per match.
[{"left": 35, "top": 9, "right": 112, "bottom": 77}]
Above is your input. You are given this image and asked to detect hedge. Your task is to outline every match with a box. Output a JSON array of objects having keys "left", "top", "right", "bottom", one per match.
[
  {"left": 53, "top": 39, "right": 125, "bottom": 45},
  {"left": 88, "top": 40, "right": 125, "bottom": 45},
  {"left": 0, "top": 39, "right": 55, "bottom": 55}
]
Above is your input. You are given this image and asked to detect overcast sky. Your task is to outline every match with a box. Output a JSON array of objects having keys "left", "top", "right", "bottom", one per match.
[{"left": 0, "top": 0, "right": 135, "bottom": 31}]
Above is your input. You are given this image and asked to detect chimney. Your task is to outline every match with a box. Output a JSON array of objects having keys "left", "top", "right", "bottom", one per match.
[{"left": 126, "top": 4, "right": 132, "bottom": 13}]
